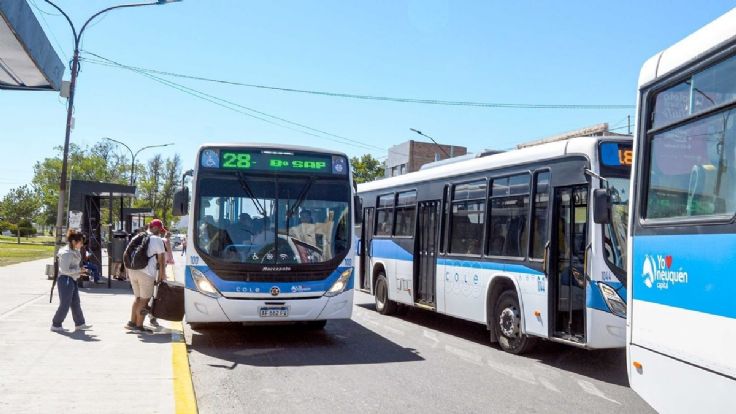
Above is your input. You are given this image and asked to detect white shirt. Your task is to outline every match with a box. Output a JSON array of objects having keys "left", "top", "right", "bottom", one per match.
[{"left": 143, "top": 232, "right": 166, "bottom": 278}]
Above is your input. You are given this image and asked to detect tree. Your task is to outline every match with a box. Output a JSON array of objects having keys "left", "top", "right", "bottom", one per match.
[
  {"left": 351, "top": 154, "right": 385, "bottom": 184},
  {"left": 134, "top": 154, "right": 181, "bottom": 228},
  {"left": 0, "top": 185, "right": 40, "bottom": 243},
  {"left": 32, "top": 142, "right": 129, "bottom": 228}
]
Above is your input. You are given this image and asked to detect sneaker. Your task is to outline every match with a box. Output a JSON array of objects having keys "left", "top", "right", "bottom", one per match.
[
  {"left": 75, "top": 324, "right": 92, "bottom": 331},
  {"left": 124, "top": 321, "right": 136, "bottom": 330},
  {"left": 134, "top": 326, "right": 154, "bottom": 335},
  {"left": 50, "top": 326, "right": 66, "bottom": 332},
  {"left": 149, "top": 318, "right": 161, "bottom": 328}
]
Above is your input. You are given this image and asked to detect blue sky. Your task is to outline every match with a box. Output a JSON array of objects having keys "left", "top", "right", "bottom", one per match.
[{"left": 1, "top": 0, "right": 734, "bottom": 197}]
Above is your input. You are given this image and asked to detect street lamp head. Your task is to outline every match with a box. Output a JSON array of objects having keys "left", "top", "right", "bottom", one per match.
[
  {"left": 157, "top": 0, "right": 182, "bottom": 4},
  {"left": 409, "top": 128, "right": 421, "bottom": 134}
]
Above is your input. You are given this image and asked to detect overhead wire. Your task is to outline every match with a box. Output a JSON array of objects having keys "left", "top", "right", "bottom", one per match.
[
  {"left": 83, "top": 51, "right": 634, "bottom": 110},
  {"left": 80, "top": 53, "right": 393, "bottom": 155}
]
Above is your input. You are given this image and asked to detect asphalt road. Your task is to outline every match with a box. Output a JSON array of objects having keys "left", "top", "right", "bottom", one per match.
[{"left": 183, "top": 290, "right": 654, "bottom": 414}]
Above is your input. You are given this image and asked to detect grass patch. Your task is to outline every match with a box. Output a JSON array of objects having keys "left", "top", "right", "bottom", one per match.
[
  {"left": 0, "top": 242, "right": 55, "bottom": 267},
  {"left": 0, "top": 235, "right": 55, "bottom": 245}
]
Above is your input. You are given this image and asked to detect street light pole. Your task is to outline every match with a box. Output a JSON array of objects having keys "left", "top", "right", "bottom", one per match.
[
  {"left": 409, "top": 128, "right": 452, "bottom": 158},
  {"left": 103, "top": 137, "right": 174, "bottom": 186},
  {"left": 42, "top": 0, "right": 180, "bottom": 246},
  {"left": 43, "top": 0, "right": 180, "bottom": 300}
]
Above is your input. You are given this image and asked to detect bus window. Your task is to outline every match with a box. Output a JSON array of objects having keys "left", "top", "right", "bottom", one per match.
[
  {"left": 530, "top": 171, "right": 550, "bottom": 259},
  {"left": 394, "top": 190, "right": 417, "bottom": 236},
  {"left": 646, "top": 107, "right": 736, "bottom": 219},
  {"left": 488, "top": 174, "right": 530, "bottom": 258},
  {"left": 449, "top": 180, "right": 486, "bottom": 255},
  {"left": 375, "top": 194, "right": 394, "bottom": 236}
]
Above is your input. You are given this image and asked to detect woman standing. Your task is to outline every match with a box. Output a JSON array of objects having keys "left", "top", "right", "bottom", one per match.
[{"left": 51, "top": 229, "right": 92, "bottom": 332}]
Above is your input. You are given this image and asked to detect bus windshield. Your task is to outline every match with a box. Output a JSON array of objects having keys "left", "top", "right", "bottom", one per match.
[
  {"left": 602, "top": 176, "right": 629, "bottom": 275},
  {"left": 195, "top": 172, "right": 351, "bottom": 265}
]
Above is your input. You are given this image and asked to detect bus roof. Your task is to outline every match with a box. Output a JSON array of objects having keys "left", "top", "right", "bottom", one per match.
[
  {"left": 358, "top": 135, "right": 631, "bottom": 193},
  {"left": 639, "top": 7, "right": 736, "bottom": 87},
  {"left": 195, "top": 142, "right": 348, "bottom": 158}
]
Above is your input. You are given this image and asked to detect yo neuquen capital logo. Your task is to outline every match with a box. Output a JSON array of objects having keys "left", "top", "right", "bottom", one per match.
[{"left": 642, "top": 254, "right": 689, "bottom": 290}]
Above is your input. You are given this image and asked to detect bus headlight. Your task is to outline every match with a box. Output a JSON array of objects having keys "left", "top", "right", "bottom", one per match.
[
  {"left": 191, "top": 267, "right": 221, "bottom": 298},
  {"left": 324, "top": 268, "right": 353, "bottom": 297},
  {"left": 598, "top": 282, "right": 626, "bottom": 318}
]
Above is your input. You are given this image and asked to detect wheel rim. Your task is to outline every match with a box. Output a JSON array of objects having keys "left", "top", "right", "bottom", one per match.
[{"left": 499, "top": 305, "right": 520, "bottom": 338}]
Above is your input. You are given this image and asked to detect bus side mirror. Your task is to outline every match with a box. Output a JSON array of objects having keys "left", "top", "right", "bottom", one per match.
[
  {"left": 354, "top": 195, "right": 363, "bottom": 222},
  {"left": 173, "top": 187, "right": 189, "bottom": 216},
  {"left": 593, "top": 188, "right": 611, "bottom": 224}
]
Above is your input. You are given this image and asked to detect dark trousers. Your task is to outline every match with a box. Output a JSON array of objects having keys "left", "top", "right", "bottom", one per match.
[{"left": 52, "top": 275, "right": 86, "bottom": 327}]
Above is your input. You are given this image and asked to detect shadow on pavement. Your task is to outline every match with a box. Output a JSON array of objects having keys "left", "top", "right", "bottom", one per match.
[
  {"left": 356, "top": 302, "right": 629, "bottom": 387},
  {"left": 189, "top": 319, "right": 424, "bottom": 368},
  {"left": 56, "top": 330, "right": 101, "bottom": 342}
]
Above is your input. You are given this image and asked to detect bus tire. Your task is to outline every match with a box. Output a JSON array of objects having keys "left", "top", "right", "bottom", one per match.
[
  {"left": 374, "top": 273, "right": 397, "bottom": 315},
  {"left": 494, "top": 290, "right": 537, "bottom": 354}
]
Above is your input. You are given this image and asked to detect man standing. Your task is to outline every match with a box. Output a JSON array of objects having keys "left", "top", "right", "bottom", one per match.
[{"left": 125, "top": 219, "right": 167, "bottom": 334}]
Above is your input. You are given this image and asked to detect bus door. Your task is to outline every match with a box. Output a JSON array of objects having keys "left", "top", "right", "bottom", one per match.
[
  {"left": 550, "top": 185, "right": 588, "bottom": 342},
  {"left": 359, "top": 207, "right": 375, "bottom": 292},
  {"left": 415, "top": 200, "right": 439, "bottom": 308}
]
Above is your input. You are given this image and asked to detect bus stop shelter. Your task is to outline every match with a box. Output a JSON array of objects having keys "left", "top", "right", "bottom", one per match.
[{"left": 0, "top": 0, "right": 64, "bottom": 91}]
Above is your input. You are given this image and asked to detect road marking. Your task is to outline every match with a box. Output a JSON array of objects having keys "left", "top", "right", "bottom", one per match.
[
  {"left": 444, "top": 344, "right": 483, "bottom": 366},
  {"left": 538, "top": 376, "right": 560, "bottom": 393},
  {"left": 422, "top": 329, "right": 440, "bottom": 348},
  {"left": 486, "top": 359, "right": 537, "bottom": 385},
  {"left": 170, "top": 321, "right": 198, "bottom": 414},
  {"left": 577, "top": 380, "right": 621, "bottom": 405}
]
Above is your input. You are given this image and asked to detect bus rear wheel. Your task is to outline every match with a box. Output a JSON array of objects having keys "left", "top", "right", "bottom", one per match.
[
  {"left": 374, "top": 273, "right": 397, "bottom": 315},
  {"left": 494, "top": 290, "right": 537, "bottom": 354}
]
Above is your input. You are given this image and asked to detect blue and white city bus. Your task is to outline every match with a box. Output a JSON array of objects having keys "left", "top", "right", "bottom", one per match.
[
  {"left": 173, "top": 144, "right": 357, "bottom": 329},
  {"left": 628, "top": 8, "right": 736, "bottom": 413},
  {"left": 357, "top": 135, "right": 632, "bottom": 354}
]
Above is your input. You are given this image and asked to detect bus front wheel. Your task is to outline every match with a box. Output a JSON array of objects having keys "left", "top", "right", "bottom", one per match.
[
  {"left": 374, "top": 273, "right": 397, "bottom": 315},
  {"left": 494, "top": 290, "right": 537, "bottom": 354}
]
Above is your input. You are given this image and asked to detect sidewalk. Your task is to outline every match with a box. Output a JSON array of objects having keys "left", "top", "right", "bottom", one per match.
[{"left": 0, "top": 256, "right": 195, "bottom": 413}]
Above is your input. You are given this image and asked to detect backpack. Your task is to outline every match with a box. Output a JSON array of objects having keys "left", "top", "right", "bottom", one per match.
[{"left": 123, "top": 232, "right": 152, "bottom": 270}]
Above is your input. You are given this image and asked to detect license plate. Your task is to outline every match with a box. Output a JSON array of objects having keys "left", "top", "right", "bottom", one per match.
[{"left": 259, "top": 306, "right": 289, "bottom": 317}]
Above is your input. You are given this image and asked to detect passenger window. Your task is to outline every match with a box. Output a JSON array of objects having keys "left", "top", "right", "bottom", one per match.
[
  {"left": 394, "top": 191, "right": 417, "bottom": 236},
  {"left": 530, "top": 171, "right": 550, "bottom": 259},
  {"left": 449, "top": 180, "right": 486, "bottom": 255},
  {"left": 488, "top": 174, "right": 530, "bottom": 258},
  {"left": 646, "top": 108, "right": 736, "bottom": 219},
  {"left": 375, "top": 194, "right": 394, "bottom": 235}
]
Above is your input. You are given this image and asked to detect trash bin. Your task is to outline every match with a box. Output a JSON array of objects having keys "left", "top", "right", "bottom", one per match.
[{"left": 110, "top": 230, "right": 128, "bottom": 263}]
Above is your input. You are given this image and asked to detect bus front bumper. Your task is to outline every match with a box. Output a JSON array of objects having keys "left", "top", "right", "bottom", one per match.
[{"left": 184, "top": 288, "right": 354, "bottom": 323}]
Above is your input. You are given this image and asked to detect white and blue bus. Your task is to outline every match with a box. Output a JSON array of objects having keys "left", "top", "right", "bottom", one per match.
[
  {"left": 357, "top": 135, "right": 632, "bottom": 354},
  {"left": 173, "top": 144, "right": 357, "bottom": 329},
  {"left": 628, "top": 8, "right": 736, "bottom": 412}
]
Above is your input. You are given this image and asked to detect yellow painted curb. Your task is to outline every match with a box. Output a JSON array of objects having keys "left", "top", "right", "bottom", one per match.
[{"left": 171, "top": 321, "right": 198, "bottom": 414}]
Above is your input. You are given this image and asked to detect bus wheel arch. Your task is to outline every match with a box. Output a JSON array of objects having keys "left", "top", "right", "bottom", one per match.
[
  {"left": 492, "top": 287, "right": 537, "bottom": 354},
  {"left": 487, "top": 277, "right": 516, "bottom": 343}
]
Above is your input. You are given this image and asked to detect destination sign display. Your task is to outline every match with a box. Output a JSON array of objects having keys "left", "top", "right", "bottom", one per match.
[
  {"left": 600, "top": 142, "right": 633, "bottom": 167},
  {"left": 199, "top": 148, "right": 347, "bottom": 175}
]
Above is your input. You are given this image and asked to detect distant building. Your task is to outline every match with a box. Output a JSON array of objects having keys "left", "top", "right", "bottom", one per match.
[{"left": 385, "top": 140, "right": 467, "bottom": 178}]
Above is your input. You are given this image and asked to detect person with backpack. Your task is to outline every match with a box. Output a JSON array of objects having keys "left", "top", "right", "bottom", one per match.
[
  {"left": 51, "top": 229, "right": 92, "bottom": 332},
  {"left": 123, "top": 219, "right": 167, "bottom": 334}
]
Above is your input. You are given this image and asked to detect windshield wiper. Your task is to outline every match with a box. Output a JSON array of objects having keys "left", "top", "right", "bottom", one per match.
[
  {"left": 286, "top": 177, "right": 316, "bottom": 220},
  {"left": 236, "top": 172, "right": 267, "bottom": 218}
]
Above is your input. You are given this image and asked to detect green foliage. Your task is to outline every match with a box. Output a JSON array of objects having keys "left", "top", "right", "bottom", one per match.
[
  {"left": 0, "top": 185, "right": 40, "bottom": 226},
  {"left": 134, "top": 153, "right": 182, "bottom": 227},
  {"left": 31, "top": 142, "right": 130, "bottom": 226},
  {"left": 351, "top": 154, "right": 385, "bottom": 184},
  {"left": 0, "top": 221, "right": 11, "bottom": 233}
]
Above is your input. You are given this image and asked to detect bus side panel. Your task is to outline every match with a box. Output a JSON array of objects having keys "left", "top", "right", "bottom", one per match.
[
  {"left": 513, "top": 264, "right": 548, "bottom": 338},
  {"left": 371, "top": 239, "right": 412, "bottom": 304},
  {"left": 438, "top": 259, "right": 487, "bottom": 323},
  {"left": 631, "top": 234, "right": 736, "bottom": 378}
]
